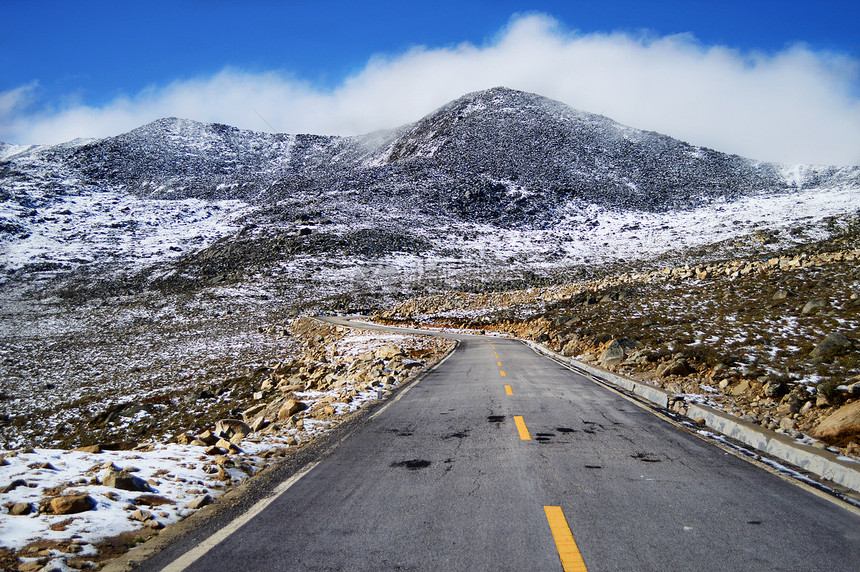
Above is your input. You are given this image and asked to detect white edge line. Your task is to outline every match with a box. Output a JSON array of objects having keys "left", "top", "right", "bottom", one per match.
[{"left": 161, "top": 460, "right": 320, "bottom": 572}]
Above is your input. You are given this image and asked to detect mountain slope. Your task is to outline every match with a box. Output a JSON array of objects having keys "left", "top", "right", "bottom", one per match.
[{"left": 1, "top": 87, "right": 859, "bottom": 287}]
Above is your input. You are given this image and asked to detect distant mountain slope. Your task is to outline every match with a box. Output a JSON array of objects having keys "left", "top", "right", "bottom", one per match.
[{"left": 1, "top": 87, "right": 859, "bottom": 282}]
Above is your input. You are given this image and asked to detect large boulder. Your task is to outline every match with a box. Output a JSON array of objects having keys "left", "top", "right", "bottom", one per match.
[
  {"left": 599, "top": 338, "right": 640, "bottom": 367},
  {"left": 810, "top": 333, "right": 854, "bottom": 359},
  {"left": 214, "top": 419, "right": 252, "bottom": 443},
  {"left": 278, "top": 399, "right": 308, "bottom": 420},
  {"left": 814, "top": 400, "right": 860, "bottom": 446},
  {"left": 101, "top": 467, "right": 152, "bottom": 492},
  {"left": 50, "top": 494, "right": 96, "bottom": 515}
]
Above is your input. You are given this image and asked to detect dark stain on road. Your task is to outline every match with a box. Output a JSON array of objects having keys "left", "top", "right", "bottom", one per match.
[
  {"left": 556, "top": 427, "right": 576, "bottom": 433},
  {"left": 487, "top": 415, "right": 505, "bottom": 423},
  {"left": 631, "top": 452, "right": 662, "bottom": 463},
  {"left": 584, "top": 465, "right": 603, "bottom": 469},
  {"left": 391, "top": 459, "right": 432, "bottom": 470},
  {"left": 443, "top": 431, "right": 469, "bottom": 439}
]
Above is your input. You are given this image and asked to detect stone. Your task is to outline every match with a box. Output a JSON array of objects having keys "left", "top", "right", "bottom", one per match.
[
  {"left": 810, "top": 333, "right": 854, "bottom": 359},
  {"left": 374, "top": 345, "right": 404, "bottom": 360},
  {"left": 197, "top": 430, "right": 219, "bottom": 446},
  {"left": 129, "top": 508, "right": 152, "bottom": 522},
  {"left": 9, "top": 502, "right": 33, "bottom": 515},
  {"left": 215, "top": 438, "right": 242, "bottom": 454},
  {"left": 730, "top": 379, "right": 751, "bottom": 396},
  {"left": 801, "top": 299, "right": 827, "bottom": 315},
  {"left": 772, "top": 290, "right": 791, "bottom": 301},
  {"left": 250, "top": 416, "right": 268, "bottom": 432},
  {"left": 214, "top": 419, "right": 252, "bottom": 442},
  {"left": 658, "top": 359, "right": 693, "bottom": 378},
  {"left": 278, "top": 399, "right": 308, "bottom": 420},
  {"left": 186, "top": 494, "right": 212, "bottom": 510},
  {"left": 76, "top": 444, "right": 102, "bottom": 454},
  {"left": 779, "top": 417, "right": 797, "bottom": 431},
  {"left": 814, "top": 400, "right": 860, "bottom": 445},
  {"left": 102, "top": 468, "right": 153, "bottom": 492},
  {"left": 763, "top": 380, "right": 785, "bottom": 398},
  {"left": 0, "top": 479, "right": 27, "bottom": 493},
  {"left": 50, "top": 494, "right": 96, "bottom": 515},
  {"left": 600, "top": 340, "right": 627, "bottom": 366}
]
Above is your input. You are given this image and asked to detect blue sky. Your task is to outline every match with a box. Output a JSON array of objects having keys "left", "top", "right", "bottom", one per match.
[{"left": 2, "top": 1, "right": 859, "bottom": 164}]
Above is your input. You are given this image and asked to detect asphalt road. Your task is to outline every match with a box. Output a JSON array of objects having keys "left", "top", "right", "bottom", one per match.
[{"left": 139, "top": 320, "right": 860, "bottom": 571}]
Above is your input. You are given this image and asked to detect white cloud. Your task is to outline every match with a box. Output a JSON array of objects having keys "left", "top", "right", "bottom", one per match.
[{"left": 2, "top": 14, "right": 859, "bottom": 165}]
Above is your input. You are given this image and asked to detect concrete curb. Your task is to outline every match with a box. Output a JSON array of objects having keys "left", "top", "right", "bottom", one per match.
[{"left": 524, "top": 340, "right": 860, "bottom": 494}]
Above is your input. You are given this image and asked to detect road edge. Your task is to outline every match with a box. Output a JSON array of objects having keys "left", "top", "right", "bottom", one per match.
[{"left": 522, "top": 339, "right": 860, "bottom": 495}]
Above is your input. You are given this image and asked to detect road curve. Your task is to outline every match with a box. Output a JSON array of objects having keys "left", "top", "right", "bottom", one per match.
[{"left": 137, "top": 318, "right": 860, "bottom": 571}]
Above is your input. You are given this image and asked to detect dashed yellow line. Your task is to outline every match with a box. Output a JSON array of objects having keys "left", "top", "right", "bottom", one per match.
[
  {"left": 497, "top": 361, "right": 502, "bottom": 366},
  {"left": 505, "top": 385, "right": 513, "bottom": 396},
  {"left": 544, "top": 506, "right": 588, "bottom": 572},
  {"left": 514, "top": 416, "right": 531, "bottom": 440},
  {"left": 500, "top": 370, "right": 506, "bottom": 377}
]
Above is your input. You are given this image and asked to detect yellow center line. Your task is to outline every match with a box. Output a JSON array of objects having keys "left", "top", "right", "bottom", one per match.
[
  {"left": 497, "top": 361, "right": 502, "bottom": 366},
  {"left": 505, "top": 385, "right": 513, "bottom": 396},
  {"left": 500, "top": 370, "right": 506, "bottom": 377},
  {"left": 544, "top": 506, "right": 588, "bottom": 572},
  {"left": 513, "top": 416, "right": 531, "bottom": 440}
]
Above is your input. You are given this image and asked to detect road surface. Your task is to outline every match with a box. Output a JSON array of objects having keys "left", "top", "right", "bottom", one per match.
[{"left": 138, "top": 318, "right": 860, "bottom": 571}]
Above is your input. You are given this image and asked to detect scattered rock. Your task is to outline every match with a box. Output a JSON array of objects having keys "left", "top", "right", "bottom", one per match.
[
  {"left": 0, "top": 479, "right": 27, "bottom": 493},
  {"left": 214, "top": 419, "right": 252, "bottom": 443},
  {"left": 50, "top": 494, "right": 96, "bottom": 515},
  {"left": 8, "top": 502, "right": 33, "bottom": 515},
  {"left": 277, "top": 399, "right": 308, "bottom": 420},
  {"left": 185, "top": 494, "right": 213, "bottom": 510},
  {"left": 814, "top": 400, "right": 860, "bottom": 446},
  {"left": 810, "top": 332, "right": 854, "bottom": 359},
  {"left": 801, "top": 299, "right": 828, "bottom": 315},
  {"left": 101, "top": 467, "right": 153, "bottom": 492},
  {"left": 657, "top": 359, "right": 693, "bottom": 378},
  {"left": 76, "top": 444, "right": 102, "bottom": 454}
]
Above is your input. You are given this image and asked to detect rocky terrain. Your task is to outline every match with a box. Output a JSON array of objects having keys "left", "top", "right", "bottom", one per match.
[
  {"left": 377, "top": 224, "right": 860, "bottom": 460},
  {"left": 0, "top": 318, "right": 452, "bottom": 570}
]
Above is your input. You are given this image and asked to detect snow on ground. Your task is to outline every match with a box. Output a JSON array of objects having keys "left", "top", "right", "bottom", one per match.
[
  {"left": 0, "top": 188, "right": 253, "bottom": 272},
  {"left": 0, "top": 437, "right": 291, "bottom": 551}
]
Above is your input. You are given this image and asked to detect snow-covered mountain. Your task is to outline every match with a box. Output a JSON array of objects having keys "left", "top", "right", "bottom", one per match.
[{"left": 1, "top": 87, "right": 858, "bottom": 293}]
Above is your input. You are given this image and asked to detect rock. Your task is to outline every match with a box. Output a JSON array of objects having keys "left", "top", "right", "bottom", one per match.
[
  {"left": 215, "top": 438, "right": 242, "bottom": 453},
  {"left": 76, "top": 444, "right": 102, "bottom": 454},
  {"left": 204, "top": 446, "right": 224, "bottom": 456},
  {"left": 374, "top": 345, "right": 404, "bottom": 360},
  {"left": 801, "top": 299, "right": 827, "bottom": 315},
  {"left": 197, "top": 430, "right": 219, "bottom": 446},
  {"left": 129, "top": 508, "right": 152, "bottom": 522},
  {"left": 763, "top": 380, "right": 785, "bottom": 398},
  {"left": 810, "top": 333, "right": 854, "bottom": 359},
  {"left": 50, "top": 494, "right": 96, "bottom": 515},
  {"left": 214, "top": 419, "right": 252, "bottom": 442},
  {"left": 779, "top": 417, "right": 797, "bottom": 431},
  {"left": 658, "top": 359, "right": 693, "bottom": 378},
  {"left": 8, "top": 502, "right": 33, "bottom": 515},
  {"left": 814, "top": 400, "right": 860, "bottom": 445},
  {"left": 278, "top": 399, "right": 308, "bottom": 420},
  {"left": 102, "top": 468, "right": 153, "bottom": 492},
  {"left": 250, "top": 416, "right": 269, "bottom": 432},
  {"left": 730, "top": 379, "right": 751, "bottom": 396},
  {"left": 0, "top": 479, "right": 27, "bottom": 493},
  {"left": 186, "top": 494, "right": 213, "bottom": 510},
  {"left": 600, "top": 340, "right": 626, "bottom": 366},
  {"left": 772, "top": 290, "right": 792, "bottom": 301}
]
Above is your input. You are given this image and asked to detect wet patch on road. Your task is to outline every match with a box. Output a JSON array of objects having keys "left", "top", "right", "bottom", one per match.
[
  {"left": 391, "top": 459, "right": 432, "bottom": 470},
  {"left": 630, "top": 451, "right": 662, "bottom": 463}
]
